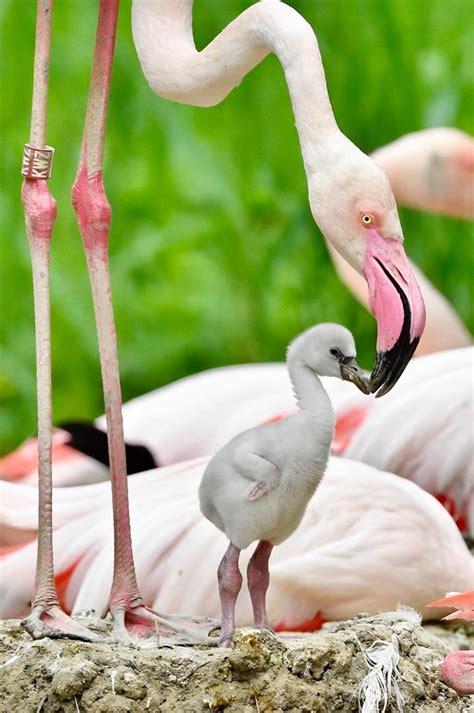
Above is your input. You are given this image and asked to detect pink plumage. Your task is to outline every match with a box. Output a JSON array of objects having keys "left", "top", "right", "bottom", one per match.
[
  {"left": 427, "top": 590, "right": 474, "bottom": 621},
  {"left": 1, "top": 456, "right": 472, "bottom": 630}
]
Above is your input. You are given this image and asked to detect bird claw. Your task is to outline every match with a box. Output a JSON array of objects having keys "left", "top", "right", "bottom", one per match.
[
  {"left": 22, "top": 603, "right": 100, "bottom": 642},
  {"left": 247, "top": 481, "right": 272, "bottom": 501},
  {"left": 219, "top": 637, "right": 234, "bottom": 648},
  {"left": 110, "top": 603, "right": 219, "bottom": 646},
  {"left": 218, "top": 631, "right": 235, "bottom": 648}
]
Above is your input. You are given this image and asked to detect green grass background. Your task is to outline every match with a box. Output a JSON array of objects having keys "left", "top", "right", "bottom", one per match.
[{"left": 0, "top": 0, "right": 472, "bottom": 454}]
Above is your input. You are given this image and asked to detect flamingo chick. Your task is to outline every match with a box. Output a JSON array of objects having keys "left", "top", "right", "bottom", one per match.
[{"left": 199, "top": 323, "right": 369, "bottom": 646}]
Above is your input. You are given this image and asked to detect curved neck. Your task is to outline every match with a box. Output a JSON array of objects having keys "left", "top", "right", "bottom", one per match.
[
  {"left": 288, "top": 359, "right": 331, "bottom": 416},
  {"left": 132, "top": 1, "right": 339, "bottom": 175}
]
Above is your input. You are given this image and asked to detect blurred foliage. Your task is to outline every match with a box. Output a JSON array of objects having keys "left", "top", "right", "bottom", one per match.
[{"left": 0, "top": 0, "right": 472, "bottom": 454}]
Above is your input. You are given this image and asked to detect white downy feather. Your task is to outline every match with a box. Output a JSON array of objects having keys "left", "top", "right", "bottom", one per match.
[
  {"left": 358, "top": 634, "right": 404, "bottom": 713},
  {"left": 356, "top": 608, "right": 422, "bottom": 713}
]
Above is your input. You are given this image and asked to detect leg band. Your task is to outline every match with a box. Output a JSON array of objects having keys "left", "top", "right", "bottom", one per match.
[{"left": 21, "top": 144, "right": 55, "bottom": 179}]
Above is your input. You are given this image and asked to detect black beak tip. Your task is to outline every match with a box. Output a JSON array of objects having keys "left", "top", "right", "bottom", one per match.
[
  {"left": 369, "top": 352, "right": 389, "bottom": 393},
  {"left": 374, "top": 380, "right": 396, "bottom": 398},
  {"left": 369, "top": 337, "right": 419, "bottom": 398}
]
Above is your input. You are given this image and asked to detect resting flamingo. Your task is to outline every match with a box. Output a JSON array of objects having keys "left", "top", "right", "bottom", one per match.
[
  {"left": 427, "top": 591, "right": 474, "bottom": 696},
  {"left": 19, "top": 0, "right": 426, "bottom": 641},
  {"left": 3, "top": 348, "right": 472, "bottom": 536},
  {"left": 372, "top": 127, "right": 474, "bottom": 220},
  {"left": 1, "top": 457, "right": 472, "bottom": 635},
  {"left": 344, "top": 346, "right": 474, "bottom": 535}
]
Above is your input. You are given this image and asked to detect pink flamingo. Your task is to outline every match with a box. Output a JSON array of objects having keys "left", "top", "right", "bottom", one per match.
[
  {"left": 20, "top": 0, "right": 425, "bottom": 641},
  {"left": 343, "top": 346, "right": 473, "bottom": 535},
  {"left": 0, "top": 365, "right": 359, "bottom": 484},
  {"left": 1, "top": 457, "right": 472, "bottom": 634},
  {"left": 427, "top": 591, "right": 474, "bottom": 695},
  {"left": 3, "top": 348, "right": 471, "bottom": 535}
]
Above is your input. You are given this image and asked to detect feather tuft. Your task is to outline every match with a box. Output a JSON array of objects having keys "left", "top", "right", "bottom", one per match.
[{"left": 358, "top": 634, "right": 404, "bottom": 713}]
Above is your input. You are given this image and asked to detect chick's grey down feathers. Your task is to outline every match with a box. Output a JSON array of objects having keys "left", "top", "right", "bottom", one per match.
[{"left": 199, "top": 324, "right": 359, "bottom": 550}]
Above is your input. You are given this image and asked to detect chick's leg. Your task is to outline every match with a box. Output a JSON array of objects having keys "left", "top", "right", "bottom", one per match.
[
  {"left": 217, "top": 543, "right": 242, "bottom": 647},
  {"left": 247, "top": 540, "right": 273, "bottom": 630}
]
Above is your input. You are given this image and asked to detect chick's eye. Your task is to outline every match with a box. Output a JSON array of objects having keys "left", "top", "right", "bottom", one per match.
[
  {"left": 330, "top": 348, "right": 340, "bottom": 357},
  {"left": 360, "top": 213, "right": 374, "bottom": 227}
]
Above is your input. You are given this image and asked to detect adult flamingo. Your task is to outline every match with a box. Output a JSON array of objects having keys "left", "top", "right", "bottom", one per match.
[
  {"left": 1, "top": 458, "right": 472, "bottom": 633},
  {"left": 3, "top": 348, "right": 472, "bottom": 537},
  {"left": 20, "top": 0, "right": 424, "bottom": 641},
  {"left": 1, "top": 365, "right": 361, "bottom": 485},
  {"left": 132, "top": 0, "right": 425, "bottom": 398}
]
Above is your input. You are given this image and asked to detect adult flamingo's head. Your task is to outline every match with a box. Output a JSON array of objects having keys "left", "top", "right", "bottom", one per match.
[
  {"left": 131, "top": 0, "right": 425, "bottom": 396},
  {"left": 309, "top": 135, "right": 426, "bottom": 396}
]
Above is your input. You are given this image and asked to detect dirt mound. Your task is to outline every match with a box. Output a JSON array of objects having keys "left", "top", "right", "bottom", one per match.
[{"left": 0, "top": 612, "right": 472, "bottom": 712}]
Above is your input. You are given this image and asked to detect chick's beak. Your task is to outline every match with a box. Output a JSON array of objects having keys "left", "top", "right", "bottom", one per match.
[
  {"left": 339, "top": 358, "right": 371, "bottom": 394},
  {"left": 364, "top": 229, "right": 426, "bottom": 397}
]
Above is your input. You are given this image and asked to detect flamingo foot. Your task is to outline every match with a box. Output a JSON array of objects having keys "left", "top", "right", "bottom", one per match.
[
  {"left": 440, "top": 650, "right": 474, "bottom": 696},
  {"left": 22, "top": 603, "right": 100, "bottom": 642},
  {"left": 218, "top": 632, "right": 234, "bottom": 648},
  {"left": 110, "top": 601, "right": 219, "bottom": 646}
]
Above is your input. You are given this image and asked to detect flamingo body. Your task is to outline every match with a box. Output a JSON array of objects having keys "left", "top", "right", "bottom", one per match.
[
  {"left": 372, "top": 128, "right": 474, "bottom": 220},
  {"left": 1, "top": 456, "right": 472, "bottom": 630},
  {"left": 345, "top": 350, "right": 474, "bottom": 534},
  {"left": 2, "top": 348, "right": 472, "bottom": 536}
]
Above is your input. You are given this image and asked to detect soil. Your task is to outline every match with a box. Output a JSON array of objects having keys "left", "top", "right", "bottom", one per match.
[{"left": 0, "top": 612, "right": 472, "bottom": 713}]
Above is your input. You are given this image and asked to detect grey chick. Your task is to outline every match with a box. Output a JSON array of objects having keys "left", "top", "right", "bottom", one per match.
[{"left": 199, "top": 323, "right": 369, "bottom": 646}]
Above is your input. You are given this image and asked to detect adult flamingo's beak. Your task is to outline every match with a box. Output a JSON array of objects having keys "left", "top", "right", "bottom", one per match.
[{"left": 364, "top": 229, "right": 426, "bottom": 397}]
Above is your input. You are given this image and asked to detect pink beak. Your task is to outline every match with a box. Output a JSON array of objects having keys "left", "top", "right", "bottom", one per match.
[{"left": 364, "top": 229, "right": 426, "bottom": 396}]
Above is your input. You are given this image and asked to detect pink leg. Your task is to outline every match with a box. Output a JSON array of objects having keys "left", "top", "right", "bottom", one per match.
[
  {"left": 441, "top": 651, "right": 474, "bottom": 696},
  {"left": 71, "top": 0, "right": 215, "bottom": 644},
  {"left": 247, "top": 540, "right": 273, "bottom": 631},
  {"left": 20, "top": 0, "right": 97, "bottom": 642},
  {"left": 217, "top": 543, "right": 242, "bottom": 647}
]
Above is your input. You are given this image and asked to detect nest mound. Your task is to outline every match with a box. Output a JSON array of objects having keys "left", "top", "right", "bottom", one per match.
[{"left": 0, "top": 612, "right": 471, "bottom": 712}]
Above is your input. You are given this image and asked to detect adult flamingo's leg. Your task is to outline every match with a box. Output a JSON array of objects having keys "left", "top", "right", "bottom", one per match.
[
  {"left": 21, "top": 0, "right": 97, "bottom": 642},
  {"left": 71, "top": 0, "right": 149, "bottom": 639},
  {"left": 71, "top": 0, "right": 215, "bottom": 643}
]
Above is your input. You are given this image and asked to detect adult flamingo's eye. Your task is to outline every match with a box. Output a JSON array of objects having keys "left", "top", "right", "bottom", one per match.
[{"left": 360, "top": 213, "right": 374, "bottom": 226}]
